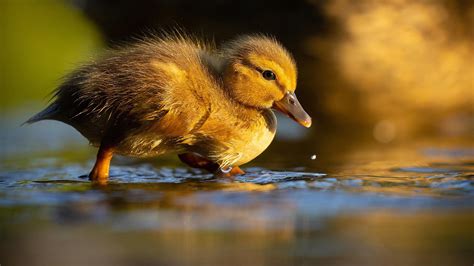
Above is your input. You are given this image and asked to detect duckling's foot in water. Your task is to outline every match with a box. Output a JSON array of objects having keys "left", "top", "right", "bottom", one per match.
[
  {"left": 215, "top": 165, "right": 245, "bottom": 178},
  {"left": 178, "top": 153, "right": 245, "bottom": 177},
  {"left": 227, "top": 166, "right": 245, "bottom": 176},
  {"left": 89, "top": 144, "right": 115, "bottom": 184},
  {"left": 178, "top": 153, "right": 217, "bottom": 172}
]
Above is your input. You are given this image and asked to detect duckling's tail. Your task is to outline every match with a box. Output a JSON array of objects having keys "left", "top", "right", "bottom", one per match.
[{"left": 23, "top": 103, "right": 60, "bottom": 125}]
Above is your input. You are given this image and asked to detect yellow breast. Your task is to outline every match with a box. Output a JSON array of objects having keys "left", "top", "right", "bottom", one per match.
[{"left": 233, "top": 109, "right": 277, "bottom": 166}]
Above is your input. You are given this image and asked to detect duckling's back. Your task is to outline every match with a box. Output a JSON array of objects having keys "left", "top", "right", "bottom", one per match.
[{"left": 27, "top": 35, "right": 222, "bottom": 156}]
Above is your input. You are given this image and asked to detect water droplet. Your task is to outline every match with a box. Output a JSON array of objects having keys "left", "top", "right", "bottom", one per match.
[{"left": 220, "top": 166, "right": 232, "bottom": 173}]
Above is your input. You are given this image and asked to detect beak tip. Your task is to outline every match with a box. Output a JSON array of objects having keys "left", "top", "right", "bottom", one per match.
[{"left": 301, "top": 118, "right": 312, "bottom": 128}]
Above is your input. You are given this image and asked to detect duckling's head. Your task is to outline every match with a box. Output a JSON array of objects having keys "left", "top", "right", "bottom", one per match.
[{"left": 222, "top": 35, "right": 311, "bottom": 127}]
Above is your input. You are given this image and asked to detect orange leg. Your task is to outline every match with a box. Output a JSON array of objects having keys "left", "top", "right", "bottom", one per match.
[
  {"left": 229, "top": 166, "right": 245, "bottom": 175},
  {"left": 89, "top": 144, "right": 115, "bottom": 182}
]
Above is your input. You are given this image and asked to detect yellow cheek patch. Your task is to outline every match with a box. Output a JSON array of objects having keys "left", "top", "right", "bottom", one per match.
[{"left": 247, "top": 54, "right": 296, "bottom": 90}]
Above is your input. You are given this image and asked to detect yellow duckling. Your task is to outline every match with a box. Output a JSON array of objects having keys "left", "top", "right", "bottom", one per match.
[{"left": 27, "top": 33, "right": 311, "bottom": 181}]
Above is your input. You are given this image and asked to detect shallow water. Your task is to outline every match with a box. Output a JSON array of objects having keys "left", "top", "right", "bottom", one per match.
[{"left": 0, "top": 114, "right": 473, "bottom": 265}]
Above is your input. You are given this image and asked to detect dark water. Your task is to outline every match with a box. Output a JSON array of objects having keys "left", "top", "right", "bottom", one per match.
[{"left": 0, "top": 113, "right": 473, "bottom": 266}]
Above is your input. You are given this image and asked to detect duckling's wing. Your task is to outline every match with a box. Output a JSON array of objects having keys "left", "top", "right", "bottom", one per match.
[
  {"left": 140, "top": 98, "right": 212, "bottom": 138},
  {"left": 30, "top": 36, "right": 218, "bottom": 149},
  {"left": 137, "top": 42, "right": 218, "bottom": 138},
  {"left": 21, "top": 62, "right": 207, "bottom": 148}
]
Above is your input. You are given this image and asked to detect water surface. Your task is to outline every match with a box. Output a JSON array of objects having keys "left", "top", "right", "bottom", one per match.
[{"left": 0, "top": 116, "right": 473, "bottom": 265}]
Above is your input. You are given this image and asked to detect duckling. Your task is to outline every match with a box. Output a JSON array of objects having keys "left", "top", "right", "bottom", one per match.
[{"left": 26, "top": 33, "right": 311, "bottom": 182}]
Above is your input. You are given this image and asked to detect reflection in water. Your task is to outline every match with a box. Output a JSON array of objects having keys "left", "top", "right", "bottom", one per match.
[{"left": 0, "top": 141, "right": 473, "bottom": 265}]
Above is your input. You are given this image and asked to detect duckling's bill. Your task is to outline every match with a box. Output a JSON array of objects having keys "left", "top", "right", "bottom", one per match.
[{"left": 273, "top": 92, "right": 312, "bottom": 128}]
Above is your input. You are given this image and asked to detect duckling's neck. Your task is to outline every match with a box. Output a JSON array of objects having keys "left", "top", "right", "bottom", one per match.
[
  {"left": 200, "top": 51, "right": 227, "bottom": 78},
  {"left": 201, "top": 52, "right": 268, "bottom": 122}
]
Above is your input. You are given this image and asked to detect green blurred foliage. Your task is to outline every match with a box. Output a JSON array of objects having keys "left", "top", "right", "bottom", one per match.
[{"left": 0, "top": 0, "right": 102, "bottom": 109}]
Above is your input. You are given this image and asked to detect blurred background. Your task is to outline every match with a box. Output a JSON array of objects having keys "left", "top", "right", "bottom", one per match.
[{"left": 1, "top": 0, "right": 473, "bottom": 151}]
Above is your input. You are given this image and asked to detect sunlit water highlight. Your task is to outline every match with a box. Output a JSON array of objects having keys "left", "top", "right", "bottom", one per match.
[{"left": 0, "top": 112, "right": 473, "bottom": 265}]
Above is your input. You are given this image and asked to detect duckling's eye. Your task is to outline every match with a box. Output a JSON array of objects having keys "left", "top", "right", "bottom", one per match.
[{"left": 262, "top": 70, "right": 276, "bottom": 80}]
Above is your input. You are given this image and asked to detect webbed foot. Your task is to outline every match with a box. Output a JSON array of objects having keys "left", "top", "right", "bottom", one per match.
[{"left": 178, "top": 153, "right": 245, "bottom": 176}]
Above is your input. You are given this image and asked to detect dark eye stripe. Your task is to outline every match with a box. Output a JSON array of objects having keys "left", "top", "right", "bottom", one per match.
[
  {"left": 275, "top": 80, "right": 286, "bottom": 93},
  {"left": 241, "top": 59, "right": 259, "bottom": 71},
  {"left": 240, "top": 59, "right": 286, "bottom": 93}
]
